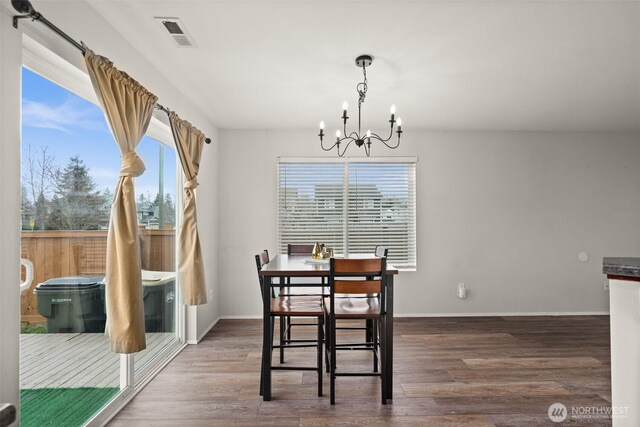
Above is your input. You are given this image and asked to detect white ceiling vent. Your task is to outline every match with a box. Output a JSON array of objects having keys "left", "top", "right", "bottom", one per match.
[{"left": 155, "top": 17, "right": 196, "bottom": 48}]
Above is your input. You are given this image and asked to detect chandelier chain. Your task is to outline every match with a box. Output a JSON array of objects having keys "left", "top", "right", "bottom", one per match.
[{"left": 357, "top": 65, "right": 368, "bottom": 108}]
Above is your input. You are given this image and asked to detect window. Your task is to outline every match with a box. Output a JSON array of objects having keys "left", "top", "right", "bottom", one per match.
[{"left": 277, "top": 158, "right": 417, "bottom": 268}]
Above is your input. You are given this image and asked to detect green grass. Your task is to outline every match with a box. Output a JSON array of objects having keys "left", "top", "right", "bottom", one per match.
[
  {"left": 20, "top": 324, "right": 47, "bottom": 334},
  {"left": 20, "top": 388, "right": 118, "bottom": 427}
]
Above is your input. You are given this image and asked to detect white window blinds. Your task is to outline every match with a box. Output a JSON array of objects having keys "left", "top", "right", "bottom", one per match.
[{"left": 277, "top": 158, "right": 417, "bottom": 268}]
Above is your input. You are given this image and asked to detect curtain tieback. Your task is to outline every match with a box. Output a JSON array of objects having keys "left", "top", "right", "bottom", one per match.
[
  {"left": 120, "top": 152, "right": 146, "bottom": 177},
  {"left": 184, "top": 178, "right": 199, "bottom": 190}
]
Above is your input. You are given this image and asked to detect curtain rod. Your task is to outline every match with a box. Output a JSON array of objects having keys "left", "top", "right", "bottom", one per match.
[{"left": 11, "top": 0, "right": 212, "bottom": 145}]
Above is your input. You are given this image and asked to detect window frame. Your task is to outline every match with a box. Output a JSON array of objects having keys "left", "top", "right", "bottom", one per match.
[{"left": 277, "top": 156, "right": 418, "bottom": 270}]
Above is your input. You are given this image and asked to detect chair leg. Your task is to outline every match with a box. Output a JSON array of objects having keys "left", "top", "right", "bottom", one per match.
[
  {"left": 365, "top": 319, "right": 372, "bottom": 348},
  {"left": 330, "top": 315, "right": 336, "bottom": 405},
  {"left": 271, "top": 315, "right": 275, "bottom": 354},
  {"left": 287, "top": 316, "right": 292, "bottom": 342},
  {"left": 373, "top": 319, "right": 378, "bottom": 373},
  {"left": 259, "top": 352, "right": 264, "bottom": 396},
  {"left": 279, "top": 316, "right": 285, "bottom": 364},
  {"left": 261, "top": 315, "right": 275, "bottom": 396},
  {"left": 317, "top": 316, "right": 323, "bottom": 396},
  {"left": 379, "top": 316, "right": 387, "bottom": 405},
  {"left": 324, "top": 313, "right": 330, "bottom": 373}
]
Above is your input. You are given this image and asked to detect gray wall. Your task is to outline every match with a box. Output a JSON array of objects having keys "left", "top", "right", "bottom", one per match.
[{"left": 219, "top": 129, "right": 640, "bottom": 317}]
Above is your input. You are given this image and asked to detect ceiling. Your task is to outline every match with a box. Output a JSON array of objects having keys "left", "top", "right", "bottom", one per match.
[{"left": 84, "top": 1, "right": 640, "bottom": 132}]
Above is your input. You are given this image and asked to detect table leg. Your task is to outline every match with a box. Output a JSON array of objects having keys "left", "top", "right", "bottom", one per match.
[
  {"left": 385, "top": 274, "right": 394, "bottom": 400},
  {"left": 262, "top": 275, "right": 272, "bottom": 401}
]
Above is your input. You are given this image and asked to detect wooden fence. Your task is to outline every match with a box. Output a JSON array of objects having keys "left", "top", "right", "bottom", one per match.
[{"left": 20, "top": 229, "right": 175, "bottom": 324}]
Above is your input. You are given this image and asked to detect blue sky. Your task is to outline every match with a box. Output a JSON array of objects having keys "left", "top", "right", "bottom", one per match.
[{"left": 21, "top": 67, "right": 176, "bottom": 201}]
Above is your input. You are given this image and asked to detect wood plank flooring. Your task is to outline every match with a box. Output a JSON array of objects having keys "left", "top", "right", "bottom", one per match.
[{"left": 109, "top": 316, "right": 612, "bottom": 426}]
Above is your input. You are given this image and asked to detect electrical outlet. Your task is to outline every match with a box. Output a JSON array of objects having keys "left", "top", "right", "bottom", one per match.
[
  {"left": 457, "top": 283, "right": 466, "bottom": 299},
  {"left": 604, "top": 280, "right": 610, "bottom": 291}
]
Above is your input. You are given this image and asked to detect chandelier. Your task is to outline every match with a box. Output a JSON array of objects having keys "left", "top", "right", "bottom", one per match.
[{"left": 319, "top": 55, "right": 402, "bottom": 157}]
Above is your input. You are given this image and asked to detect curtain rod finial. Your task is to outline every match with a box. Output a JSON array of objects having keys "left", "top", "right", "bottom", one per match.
[
  {"left": 205, "top": 138, "right": 212, "bottom": 144},
  {"left": 12, "top": 0, "right": 34, "bottom": 14}
]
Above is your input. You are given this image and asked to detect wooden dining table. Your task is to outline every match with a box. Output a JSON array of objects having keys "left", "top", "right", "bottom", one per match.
[{"left": 259, "top": 254, "right": 399, "bottom": 401}]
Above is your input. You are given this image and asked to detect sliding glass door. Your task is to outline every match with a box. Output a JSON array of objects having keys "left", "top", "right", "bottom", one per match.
[
  {"left": 133, "top": 136, "right": 183, "bottom": 383},
  {"left": 19, "top": 62, "right": 183, "bottom": 426}
]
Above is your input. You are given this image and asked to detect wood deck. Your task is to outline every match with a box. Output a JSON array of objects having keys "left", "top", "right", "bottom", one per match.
[{"left": 20, "top": 332, "right": 176, "bottom": 389}]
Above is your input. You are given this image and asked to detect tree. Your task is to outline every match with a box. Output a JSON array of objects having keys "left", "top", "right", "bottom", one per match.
[
  {"left": 45, "top": 156, "right": 110, "bottom": 230},
  {"left": 150, "top": 192, "right": 175, "bottom": 229},
  {"left": 34, "top": 193, "right": 48, "bottom": 230},
  {"left": 21, "top": 144, "right": 59, "bottom": 229},
  {"left": 160, "top": 193, "right": 175, "bottom": 228},
  {"left": 21, "top": 187, "right": 34, "bottom": 230}
]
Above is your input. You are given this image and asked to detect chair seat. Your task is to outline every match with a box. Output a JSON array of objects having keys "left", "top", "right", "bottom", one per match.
[
  {"left": 271, "top": 296, "right": 324, "bottom": 316},
  {"left": 324, "top": 297, "right": 380, "bottom": 319}
]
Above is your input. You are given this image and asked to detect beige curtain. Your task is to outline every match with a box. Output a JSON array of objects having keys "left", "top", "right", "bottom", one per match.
[
  {"left": 169, "top": 112, "right": 207, "bottom": 305},
  {"left": 84, "top": 47, "right": 158, "bottom": 353}
]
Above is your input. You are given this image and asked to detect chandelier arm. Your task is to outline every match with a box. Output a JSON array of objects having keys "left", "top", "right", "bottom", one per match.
[
  {"left": 337, "top": 139, "right": 354, "bottom": 157},
  {"left": 348, "top": 131, "right": 360, "bottom": 140},
  {"left": 369, "top": 131, "right": 394, "bottom": 143},
  {"left": 379, "top": 136, "right": 401, "bottom": 149},
  {"left": 320, "top": 138, "right": 340, "bottom": 152},
  {"left": 366, "top": 130, "right": 400, "bottom": 149}
]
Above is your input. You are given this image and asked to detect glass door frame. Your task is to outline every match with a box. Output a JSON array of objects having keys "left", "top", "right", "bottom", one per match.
[{"left": 21, "top": 34, "right": 187, "bottom": 426}]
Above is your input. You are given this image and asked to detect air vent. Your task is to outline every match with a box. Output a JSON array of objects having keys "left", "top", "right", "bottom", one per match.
[{"left": 155, "top": 17, "right": 196, "bottom": 48}]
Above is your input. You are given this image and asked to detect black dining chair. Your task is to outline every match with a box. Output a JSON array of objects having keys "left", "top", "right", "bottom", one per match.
[
  {"left": 256, "top": 250, "right": 324, "bottom": 397},
  {"left": 277, "top": 244, "right": 329, "bottom": 364},
  {"left": 364, "top": 245, "right": 389, "bottom": 360},
  {"left": 322, "top": 246, "right": 389, "bottom": 370},
  {"left": 325, "top": 257, "right": 387, "bottom": 405}
]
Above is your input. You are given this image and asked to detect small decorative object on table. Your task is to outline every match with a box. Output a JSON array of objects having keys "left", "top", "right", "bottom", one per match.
[
  {"left": 311, "top": 242, "right": 323, "bottom": 259},
  {"left": 321, "top": 247, "right": 334, "bottom": 258}
]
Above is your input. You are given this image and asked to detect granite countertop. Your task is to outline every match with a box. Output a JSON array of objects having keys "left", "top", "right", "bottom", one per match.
[{"left": 603, "top": 257, "right": 640, "bottom": 278}]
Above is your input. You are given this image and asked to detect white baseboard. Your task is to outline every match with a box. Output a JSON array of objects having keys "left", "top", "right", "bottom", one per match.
[
  {"left": 395, "top": 311, "right": 610, "bottom": 317},
  {"left": 187, "top": 317, "right": 221, "bottom": 344},
  {"left": 216, "top": 311, "right": 610, "bottom": 321}
]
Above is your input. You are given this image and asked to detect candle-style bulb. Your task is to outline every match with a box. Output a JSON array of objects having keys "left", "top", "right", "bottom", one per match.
[
  {"left": 390, "top": 104, "right": 396, "bottom": 115},
  {"left": 319, "top": 120, "right": 325, "bottom": 130},
  {"left": 343, "top": 101, "right": 349, "bottom": 112},
  {"left": 336, "top": 130, "right": 341, "bottom": 139},
  {"left": 366, "top": 129, "right": 371, "bottom": 138},
  {"left": 397, "top": 118, "right": 402, "bottom": 127}
]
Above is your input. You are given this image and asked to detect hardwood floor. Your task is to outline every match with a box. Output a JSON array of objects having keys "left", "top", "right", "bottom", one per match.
[{"left": 109, "top": 316, "right": 612, "bottom": 426}]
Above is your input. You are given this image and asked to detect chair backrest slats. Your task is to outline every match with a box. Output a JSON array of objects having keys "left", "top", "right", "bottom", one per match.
[
  {"left": 333, "top": 258, "right": 382, "bottom": 275},
  {"left": 255, "top": 249, "right": 271, "bottom": 301},
  {"left": 334, "top": 279, "right": 381, "bottom": 295},
  {"left": 330, "top": 257, "right": 386, "bottom": 300},
  {"left": 259, "top": 251, "right": 269, "bottom": 267}
]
